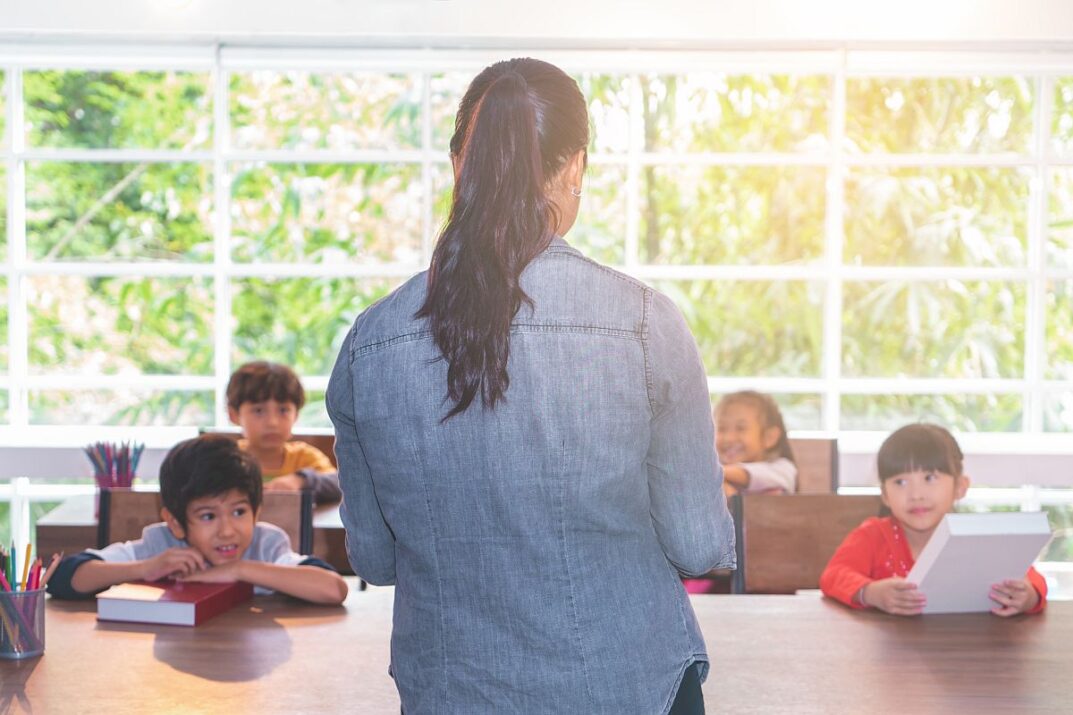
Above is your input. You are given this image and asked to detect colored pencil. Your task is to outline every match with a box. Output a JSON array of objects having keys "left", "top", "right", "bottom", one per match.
[{"left": 39, "top": 553, "right": 62, "bottom": 590}]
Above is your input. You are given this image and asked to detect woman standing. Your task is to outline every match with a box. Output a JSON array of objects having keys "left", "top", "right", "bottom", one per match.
[{"left": 327, "top": 58, "right": 734, "bottom": 715}]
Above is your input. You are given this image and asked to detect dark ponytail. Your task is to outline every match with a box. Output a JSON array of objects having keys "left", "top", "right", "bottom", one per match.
[{"left": 417, "top": 58, "right": 589, "bottom": 419}]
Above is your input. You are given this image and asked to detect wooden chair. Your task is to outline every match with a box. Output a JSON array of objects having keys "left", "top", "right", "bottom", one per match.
[
  {"left": 787, "top": 437, "right": 838, "bottom": 494},
  {"left": 730, "top": 493, "right": 882, "bottom": 594},
  {"left": 97, "top": 488, "right": 314, "bottom": 555}
]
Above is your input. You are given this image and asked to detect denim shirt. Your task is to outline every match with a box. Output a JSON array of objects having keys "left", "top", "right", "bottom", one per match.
[{"left": 327, "top": 237, "right": 735, "bottom": 715}]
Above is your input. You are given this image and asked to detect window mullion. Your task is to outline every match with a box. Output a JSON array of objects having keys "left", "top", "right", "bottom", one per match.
[
  {"left": 8, "top": 67, "right": 27, "bottom": 427},
  {"left": 212, "top": 46, "right": 233, "bottom": 428},
  {"left": 823, "top": 56, "right": 847, "bottom": 432}
]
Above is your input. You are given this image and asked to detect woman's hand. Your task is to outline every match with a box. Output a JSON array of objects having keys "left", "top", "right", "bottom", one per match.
[
  {"left": 861, "top": 578, "right": 926, "bottom": 616},
  {"left": 140, "top": 547, "right": 209, "bottom": 581},
  {"left": 990, "top": 578, "right": 1040, "bottom": 617}
]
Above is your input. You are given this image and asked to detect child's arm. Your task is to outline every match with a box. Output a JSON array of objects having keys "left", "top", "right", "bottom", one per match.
[
  {"left": 64, "top": 548, "right": 209, "bottom": 595},
  {"left": 721, "top": 464, "right": 751, "bottom": 491},
  {"left": 181, "top": 560, "right": 348, "bottom": 605}
]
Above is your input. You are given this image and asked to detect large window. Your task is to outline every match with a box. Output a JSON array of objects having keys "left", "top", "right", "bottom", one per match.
[{"left": 2, "top": 48, "right": 1072, "bottom": 437}]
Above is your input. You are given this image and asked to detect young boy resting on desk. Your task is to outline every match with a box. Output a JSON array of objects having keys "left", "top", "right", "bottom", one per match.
[
  {"left": 227, "top": 360, "right": 341, "bottom": 505},
  {"left": 47, "top": 435, "right": 348, "bottom": 605}
]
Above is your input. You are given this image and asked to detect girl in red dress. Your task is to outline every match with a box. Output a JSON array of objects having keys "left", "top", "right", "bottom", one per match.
[{"left": 820, "top": 423, "right": 1046, "bottom": 617}]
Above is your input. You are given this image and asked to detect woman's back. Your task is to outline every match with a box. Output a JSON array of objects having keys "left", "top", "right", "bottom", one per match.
[{"left": 328, "top": 239, "right": 734, "bottom": 714}]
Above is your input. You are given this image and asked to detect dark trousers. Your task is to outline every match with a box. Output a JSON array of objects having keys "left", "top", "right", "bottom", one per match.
[
  {"left": 668, "top": 662, "right": 705, "bottom": 715},
  {"left": 403, "top": 662, "right": 705, "bottom": 715}
]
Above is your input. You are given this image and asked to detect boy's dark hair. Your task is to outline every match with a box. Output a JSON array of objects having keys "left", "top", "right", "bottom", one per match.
[
  {"left": 715, "top": 390, "right": 796, "bottom": 464},
  {"left": 159, "top": 435, "right": 263, "bottom": 529},
  {"left": 226, "top": 361, "right": 305, "bottom": 411},
  {"left": 877, "top": 423, "right": 964, "bottom": 481}
]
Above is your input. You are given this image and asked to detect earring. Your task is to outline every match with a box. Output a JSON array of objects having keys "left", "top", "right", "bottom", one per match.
[{"left": 570, "top": 187, "right": 582, "bottom": 197}]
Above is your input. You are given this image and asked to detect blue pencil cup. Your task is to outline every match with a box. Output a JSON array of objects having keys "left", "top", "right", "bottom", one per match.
[{"left": 0, "top": 588, "right": 45, "bottom": 659}]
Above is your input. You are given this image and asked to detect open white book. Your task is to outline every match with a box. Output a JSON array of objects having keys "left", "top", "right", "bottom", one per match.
[{"left": 907, "top": 512, "right": 1051, "bottom": 614}]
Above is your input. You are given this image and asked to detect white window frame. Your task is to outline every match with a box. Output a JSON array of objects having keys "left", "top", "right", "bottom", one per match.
[{"left": 0, "top": 44, "right": 1071, "bottom": 463}]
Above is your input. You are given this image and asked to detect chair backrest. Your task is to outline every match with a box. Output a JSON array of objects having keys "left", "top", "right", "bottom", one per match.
[
  {"left": 788, "top": 437, "right": 838, "bottom": 493},
  {"left": 97, "top": 488, "right": 313, "bottom": 554},
  {"left": 198, "top": 429, "right": 337, "bottom": 468},
  {"left": 730, "top": 493, "right": 882, "bottom": 594}
]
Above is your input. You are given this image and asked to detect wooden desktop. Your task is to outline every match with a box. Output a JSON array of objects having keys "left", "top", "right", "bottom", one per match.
[{"left": 2, "top": 582, "right": 1068, "bottom": 713}]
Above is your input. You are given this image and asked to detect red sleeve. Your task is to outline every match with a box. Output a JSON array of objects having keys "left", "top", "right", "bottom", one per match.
[
  {"left": 1024, "top": 566, "right": 1048, "bottom": 615},
  {"left": 820, "top": 520, "right": 878, "bottom": 609}
]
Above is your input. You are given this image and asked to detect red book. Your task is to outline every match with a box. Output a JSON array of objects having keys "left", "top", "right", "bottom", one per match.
[{"left": 96, "top": 579, "right": 254, "bottom": 626}]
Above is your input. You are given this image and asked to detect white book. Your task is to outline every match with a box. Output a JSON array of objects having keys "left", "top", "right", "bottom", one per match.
[{"left": 907, "top": 512, "right": 1052, "bottom": 614}]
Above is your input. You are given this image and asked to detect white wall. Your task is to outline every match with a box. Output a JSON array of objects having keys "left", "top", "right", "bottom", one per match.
[{"left": 3, "top": 0, "right": 1073, "bottom": 46}]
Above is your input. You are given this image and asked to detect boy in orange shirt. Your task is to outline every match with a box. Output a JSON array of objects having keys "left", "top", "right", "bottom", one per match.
[{"left": 227, "top": 361, "right": 341, "bottom": 505}]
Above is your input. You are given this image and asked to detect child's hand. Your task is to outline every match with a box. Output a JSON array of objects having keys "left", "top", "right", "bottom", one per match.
[
  {"left": 722, "top": 482, "right": 739, "bottom": 497},
  {"left": 265, "top": 474, "right": 305, "bottom": 491},
  {"left": 861, "top": 578, "right": 926, "bottom": 616},
  {"left": 179, "top": 560, "right": 244, "bottom": 584},
  {"left": 990, "top": 578, "right": 1040, "bottom": 617},
  {"left": 140, "top": 547, "right": 209, "bottom": 582}
]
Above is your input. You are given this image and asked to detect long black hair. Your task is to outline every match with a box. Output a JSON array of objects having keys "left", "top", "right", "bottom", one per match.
[{"left": 417, "top": 58, "right": 589, "bottom": 419}]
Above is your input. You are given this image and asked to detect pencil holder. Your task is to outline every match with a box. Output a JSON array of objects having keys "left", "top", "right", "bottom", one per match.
[{"left": 0, "top": 588, "right": 45, "bottom": 659}]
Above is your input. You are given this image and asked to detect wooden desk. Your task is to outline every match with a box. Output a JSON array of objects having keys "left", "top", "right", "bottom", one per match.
[
  {"left": 35, "top": 495, "right": 352, "bottom": 575},
  {"left": 2, "top": 588, "right": 1069, "bottom": 713}
]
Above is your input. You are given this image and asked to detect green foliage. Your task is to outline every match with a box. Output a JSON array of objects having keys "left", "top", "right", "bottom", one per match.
[
  {"left": 845, "top": 168, "right": 1029, "bottom": 267},
  {"left": 843, "top": 280, "right": 1025, "bottom": 379},
  {"left": 27, "top": 276, "right": 214, "bottom": 375},
  {"left": 641, "top": 166, "right": 825, "bottom": 264},
  {"left": 230, "top": 72, "right": 420, "bottom": 150},
  {"left": 231, "top": 162, "right": 422, "bottom": 263},
  {"left": 10, "top": 67, "right": 1072, "bottom": 434},
  {"left": 232, "top": 277, "right": 399, "bottom": 376},
  {"left": 657, "top": 280, "right": 823, "bottom": 378},
  {"left": 841, "top": 394, "right": 1022, "bottom": 432},
  {"left": 640, "top": 74, "right": 830, "bottom": 153},
  {"left": 26, "top": 162, "right": 213, "bottom": 261},
  {"left": 24, "top": 70, "right": 211, "bottom": 149},
  {"left": 846, "top": 77, "right": 1034, "bottom": 154}
]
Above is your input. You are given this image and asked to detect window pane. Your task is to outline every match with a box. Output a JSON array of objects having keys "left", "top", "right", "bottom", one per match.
[
  {"left": 640, "top": 74, "right": 830, "bottom": 153},
  {"left": 845, "top": 77, "right": 1033, "bottom": 154},
  {"left": 28, "top": 276, "right": 214, "bottom": 374},
  {"left": 429, "top": 162, "right": 625, "bottom": 266},
  {"left": 431, "top": 162, "right": 453, "bottom": 233},
  {"left": 230, "top": 71, "right": 420, "bottom": 151},
  {"left": 26, "top": 162, "right": 213, "bottom": 262},
  {"left": 0, "top": 70, "right": 5, "bottom": 147},
  {"left": 301, "top": 390, "right": 330, "bottom": 428},
  {"left": 1048, "top": 169, "right": 1073, "bottom": 269},
  {"left": 25, "top": 70, "right": 212, "bottom": 150},
  {"left": 571, "top": 164, "right": 627, "bottom": 265},
  {"left": 0, "top": 391, "right": 8, "bottom": 423},
  {"left": 843, "top": 280, "right": 1026, "bottom": 378},
  {"left": 430, "top": 71, "right": 471, "bottom": 152},
  {"left": 29, "top": 390, "right": 213, "bottom": 426},
  {"left": 0, "top": 277, "right": 7, "bottom": 372},
  {"left": 232, "top": 277, "right": 400, "bottom": 376},
  {"left": 576, "top": 73, "right": 631, "bottom": 154},
  {"left": 230, "top": 163, "right": 422, "bottom": 264},
  {"left": 1051, "top": 78, "right": 1073, "bottom": 158},
  {"left": 1046, "top": 280, "right": 1073, "bottom": 380},
  {"left": 1041, "top": 504, "right": 1073, "bottom": 561},
  {"left": 656, "top": 280, "right": 823, "bottom": 377},
  {"left": 845, "top": 168, "right": 1028, "bottom": 267},
  {"left": 1043, "top": 391, "right": 1073, "bottom": 432},
  {"left": 0, "top": 165, "right": 6, "bottom": 263},
  {"left": 711, "top": 392, "right": 823, "bottom": 431},
  {"left": 841, "top": 394, "right": 1023, "bottom": 432},
  {"left": 639, "top": 166, "right": 825, "bottom": 264}
]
